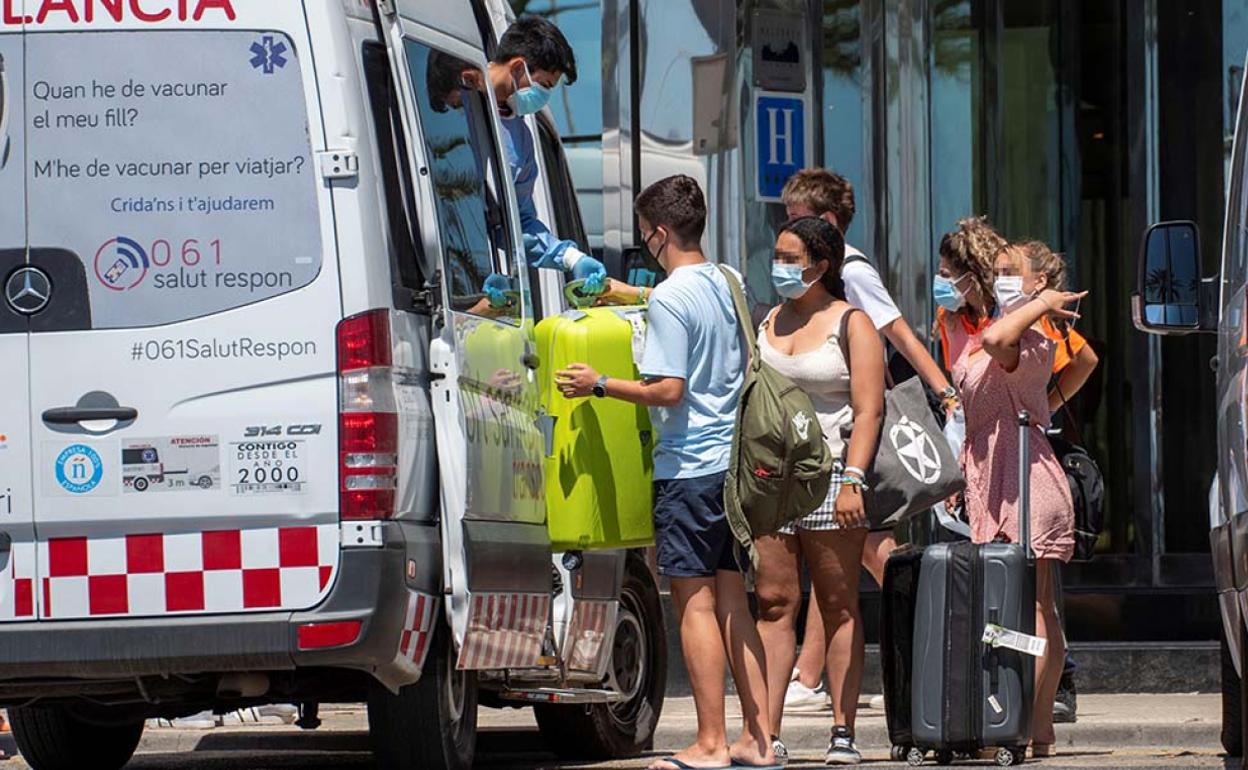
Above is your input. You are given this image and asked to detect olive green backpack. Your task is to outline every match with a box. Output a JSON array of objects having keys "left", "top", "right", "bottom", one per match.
[{"left": 718, "top": 266, "right": 834, "bottom": 564}]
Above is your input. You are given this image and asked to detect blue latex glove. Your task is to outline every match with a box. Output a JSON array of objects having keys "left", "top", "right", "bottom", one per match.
[
  {"left": 482, "top": 273, "right": 512, "bottom": 309},
  {"left": 570, "top": 253, "right": 608, "bottom": 295},
  {"left": 522, "top": 233, "right": 548, "bottom": 265}
]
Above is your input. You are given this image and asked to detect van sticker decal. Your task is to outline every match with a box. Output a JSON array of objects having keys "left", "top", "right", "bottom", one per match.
[
  {"left": 2, "top": 0, "right": 238, "bottom": 27},
  {"left": 54, "top": 444, "right": 103, "bottom": 494},
  {"left": 122, "top": 435, "right": 220, "bottom": 494},
  {"left": 24, "top": 30, "right": 321, "bottom": 329},
  {"left": 249, "top": 35, "right": 288, "bottom": 75},
  {"left": 37, "top": 524, "right": 337, "bottom": 619},
  {"left": 230, "top": 439, "right": 305, "bottom": 496}
]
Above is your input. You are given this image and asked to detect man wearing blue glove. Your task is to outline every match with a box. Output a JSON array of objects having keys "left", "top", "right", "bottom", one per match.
[{"left": 485, "top": 16, "right": 607, "bottom": 297}]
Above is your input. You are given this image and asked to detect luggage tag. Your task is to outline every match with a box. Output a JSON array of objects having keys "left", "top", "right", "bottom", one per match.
[
  {"left": 626, "top": 311, "right": 648, "bottom": 369},
  {"left": 981, "top": 623, "right": 1047, "bottom": 657}
]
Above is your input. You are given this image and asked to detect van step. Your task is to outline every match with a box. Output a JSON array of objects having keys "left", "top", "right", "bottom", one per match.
[{"left": 496, "top": 687, "right": 623, "bottom": 705}]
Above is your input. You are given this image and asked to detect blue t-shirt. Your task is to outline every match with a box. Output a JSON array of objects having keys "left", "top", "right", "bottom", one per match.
[{"left": 639, "top": 262, "right": 745, "bottom": 480}]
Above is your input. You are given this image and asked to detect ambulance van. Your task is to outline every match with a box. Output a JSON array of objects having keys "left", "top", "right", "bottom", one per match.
[{"left": 0, "top": 2, "right": 665, "bottom": 768}]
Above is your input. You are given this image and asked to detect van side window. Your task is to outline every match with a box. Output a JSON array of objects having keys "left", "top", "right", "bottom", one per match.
[
  {"left": 535, "top": 113, "right": 589, "bottom": 250},
  {"left": 405, "top": 41, "right": 518, "bottom": 322},
  {"left": 362, "top": 43, "right": 425, "bottom": 308}
]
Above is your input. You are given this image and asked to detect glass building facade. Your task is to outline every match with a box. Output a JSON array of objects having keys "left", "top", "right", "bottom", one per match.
[{"left": 518, "top": 0, "right": 1248, "bottom": 641}]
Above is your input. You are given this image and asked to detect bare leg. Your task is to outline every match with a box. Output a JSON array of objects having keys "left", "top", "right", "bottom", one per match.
[
  {"left": 651, "top": 577, "right": 732, "bottom": 770},
  {"left": 792, "top": 591, "right": 827, "bottom": 689},
  {"left": 752, "top": 533, "right": 802, "bottom": 737},
  {"left": 1032, "top": 559, "right": 1066, "bottom": 747},
  {"left": 716, "top": 569, "right": 777, "bottom": 766},
  {"left": 803, "top": 526, "right": 869, "bottom": 731},
  {"left": 861, "top": 530, "right": 897, "bottom": 588}
]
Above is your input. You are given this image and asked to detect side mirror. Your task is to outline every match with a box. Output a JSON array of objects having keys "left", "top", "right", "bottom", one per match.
[{"left": 1133, "top": 220, "right": 1215, "bottom": 334}]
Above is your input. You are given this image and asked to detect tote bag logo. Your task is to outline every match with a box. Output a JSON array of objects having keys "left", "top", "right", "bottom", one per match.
[{"left": 889, "top": 416, "right": 942, "bottom": 484}]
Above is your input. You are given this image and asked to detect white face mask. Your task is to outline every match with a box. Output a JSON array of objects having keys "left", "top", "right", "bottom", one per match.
[{"left": 994, "top": 276, "right": 1027, "bottom": 314}]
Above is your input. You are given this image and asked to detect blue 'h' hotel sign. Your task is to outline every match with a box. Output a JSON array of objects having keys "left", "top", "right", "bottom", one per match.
[{"left": 756, "top": 92, "right": 806, "bottom": 202}]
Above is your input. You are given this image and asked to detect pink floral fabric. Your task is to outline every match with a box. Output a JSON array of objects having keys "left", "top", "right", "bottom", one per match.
[{"left": 953, "top": 327, "right": 1075, "bottom": 562}]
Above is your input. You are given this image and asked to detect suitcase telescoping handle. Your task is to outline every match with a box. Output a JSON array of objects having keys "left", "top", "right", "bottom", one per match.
[{"left": 1017, "top": 410, "right": 1032, "bottom": 562}]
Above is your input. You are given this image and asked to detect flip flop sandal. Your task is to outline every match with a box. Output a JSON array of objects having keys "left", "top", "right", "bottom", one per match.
[{"left": 651, "top": 759, "right": 733, "bottom": 770}]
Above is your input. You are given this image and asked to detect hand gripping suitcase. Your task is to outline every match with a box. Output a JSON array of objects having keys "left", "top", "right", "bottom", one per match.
[
  {"left": 535, "top": 306, "right": 656, "bottom": 552},
  {"left": 892, "top": 412, "right": 1040, "bottom": 767}
]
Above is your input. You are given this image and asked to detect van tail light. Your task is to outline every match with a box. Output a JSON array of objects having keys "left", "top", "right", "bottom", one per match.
[
  {"left": 337, "top": 310, "right": 398, "bottom": 521},
  {"left": 298, "top": 621, "right": 363, "bottom": 650}
]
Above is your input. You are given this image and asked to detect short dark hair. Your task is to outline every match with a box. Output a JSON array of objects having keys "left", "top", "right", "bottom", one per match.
[
  {"left": 494, "top": 16, "right": 578, "bottom": 85},
  {"left": 635, "top": 175, "right": 707, "bottom": 246},
  {"left": 778, "top": 216, "right": 846, "bottom": 299},
  {"left": 781, "top": 169, "right": 856, "bottom": 230}
]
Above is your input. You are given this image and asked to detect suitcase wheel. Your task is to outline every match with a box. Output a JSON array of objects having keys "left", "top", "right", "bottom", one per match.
[
  {"left": 934, "top": 749, "right": 955, "bottom": 765},
  {"left": 905, "top": 747, "right": 926, "bottom": 766},
  {"left": 993, "top": 746, "right": 1025, "bottom": 766},
  {"left": 891, "top": 745, "right": 910, "bottom": 762}
]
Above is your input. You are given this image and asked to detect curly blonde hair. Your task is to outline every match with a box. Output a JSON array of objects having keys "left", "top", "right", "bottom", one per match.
[
  {"left": 1002, "top": 239, "right": 1068, "bottom": 292},
  {"left": 939, "top": 216, "right": 1005, "bottom": 320}
]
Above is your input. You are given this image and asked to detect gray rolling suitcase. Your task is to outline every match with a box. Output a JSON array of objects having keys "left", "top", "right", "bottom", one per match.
[{"left": 904, "top": 412, "right": 1038, "bottom": 767}]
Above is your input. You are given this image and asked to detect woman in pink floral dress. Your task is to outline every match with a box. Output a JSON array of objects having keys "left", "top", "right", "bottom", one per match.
[{"left": 952, "top": 241, "right": 1084, "bottom": 757}]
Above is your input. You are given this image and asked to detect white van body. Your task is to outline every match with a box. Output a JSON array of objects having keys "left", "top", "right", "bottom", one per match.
[{"left": 0, "top": 3, "right": 664, "bottom": 768}]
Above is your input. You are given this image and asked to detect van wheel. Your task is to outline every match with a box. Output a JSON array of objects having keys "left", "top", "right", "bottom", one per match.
[
  {"left": 133, "top": 477, "right": 148, "bottom": 492},
  {"left": 368, "top": 619, "right": 478, "bottom": 770},
  {"left": 10, "top": 705, "right": 143, "bottom": 770},
  {"left": 1223, "top": 633, "right": 1243, "bottom": 757},
  {"left": 534, "top": 552, "right": 667, "bottom": 759},
  {"left": 196, "top": 476, "right": 214, "bottom": 489}
]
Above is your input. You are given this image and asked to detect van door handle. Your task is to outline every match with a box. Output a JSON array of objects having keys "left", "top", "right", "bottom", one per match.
[
  {"left": 42, "top": 407, "right": 138, "bottom": 425},
  {"left": 521, "top": 353, "right": 541, "bottom": 370}
]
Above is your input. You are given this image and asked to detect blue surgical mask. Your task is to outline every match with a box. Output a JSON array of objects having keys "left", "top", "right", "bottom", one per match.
[
  {"left": 933, "top": 275, "right": 966, "bottom": 311},
  {"left": 994, "top": 276, "right": 1027, "bottom": 314},
  {"left": 772, "top": 263, "right": 817, "bottom": 299},
  {"left": 508, "top": 62, "right": 555, "bottom": 116}
]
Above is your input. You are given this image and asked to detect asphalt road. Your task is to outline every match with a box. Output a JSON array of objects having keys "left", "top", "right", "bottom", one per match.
[{"left": 0, "top": 729, "right": 1232, "bottom": 770}]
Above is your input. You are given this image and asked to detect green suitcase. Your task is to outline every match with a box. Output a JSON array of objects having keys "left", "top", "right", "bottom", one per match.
[{"left": 536, "top": 306, "right": 656, "bottom": 551}]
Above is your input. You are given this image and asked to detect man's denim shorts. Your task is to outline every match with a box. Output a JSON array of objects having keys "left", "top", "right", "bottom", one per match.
[{"left": 653, "top": 470, "right": 743, "bottom": 578}]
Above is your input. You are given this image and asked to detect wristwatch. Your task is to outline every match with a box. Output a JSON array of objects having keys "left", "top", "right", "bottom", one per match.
[
  {"left": 940, "top": 385, "right": 960, "bottom": 404},
  {"left": 592, "top": 375, "right": 609, "bottom": 398}
]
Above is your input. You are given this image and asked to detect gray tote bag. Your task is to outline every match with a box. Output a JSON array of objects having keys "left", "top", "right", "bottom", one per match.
[{"left": 837, "top": 310, "right": 965, "bottom": 529}]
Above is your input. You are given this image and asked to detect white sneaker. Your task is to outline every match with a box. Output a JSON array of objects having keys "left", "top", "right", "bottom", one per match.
[
  {"left": 784, "top": 673, "right": 830, "bottom": 713},
  {"left": 220, "top": 705, "right": 297, "bottom": 726},
  {"left": 165, "top": 710, "right": 218, "bottom": 730},
  {"left": 771, "top": 737, "right": 789, "bottom": 765},
  {"left": 825, "top": 725, "right": 862, "bottom": 765}
]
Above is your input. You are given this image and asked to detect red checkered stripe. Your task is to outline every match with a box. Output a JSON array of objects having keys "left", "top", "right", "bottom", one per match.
[
  {"left": 397, "top": 590, "right": 439, "bottom": 670},
  {"left": 0, "top": 541, "right": 37, "bottom": 621},
  {"left": 37, "top": 524, "right": 338, "bottom": 619},
  {"left": 456, "top": 592, "right": 550, "bottom": 670},
  {"left": 566, "top": 599, "right": 616, "bottom": 673}
]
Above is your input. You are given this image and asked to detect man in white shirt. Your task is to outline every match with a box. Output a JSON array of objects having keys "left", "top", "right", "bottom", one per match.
[{"left": 779, "top": 169, "right": 960, "bottom": 712}]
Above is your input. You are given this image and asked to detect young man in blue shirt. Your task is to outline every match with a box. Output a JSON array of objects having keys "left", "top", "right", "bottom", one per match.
[{"left": 557, "top": 176, "right": 777, "bottom": 770}]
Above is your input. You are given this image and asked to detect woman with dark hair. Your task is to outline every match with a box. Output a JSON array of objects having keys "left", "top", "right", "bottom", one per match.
[{"left": 752, "top": 216, "right": 885, "bottom": 765}]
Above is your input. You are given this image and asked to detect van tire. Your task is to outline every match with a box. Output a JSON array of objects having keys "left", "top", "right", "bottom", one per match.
[
  {"left": 368, "top": 619, "right": 478, "bottom": 770},
  {"left": 9, "top": 705, "right": 143, "bottom": 770},
  {"left": 534, "top": 552, "right": 667, "bottom": 759},
  {"left": 1223, "top": 633, "right": 1243, "bottom": 757},
  {"left": 133, "top": 477, "right": 149, "bottom": 492}
]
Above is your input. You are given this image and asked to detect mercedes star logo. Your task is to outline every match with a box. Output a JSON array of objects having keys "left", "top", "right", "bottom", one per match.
[{"left": 6, "top": 267, "right": 52, "bottom": 315}]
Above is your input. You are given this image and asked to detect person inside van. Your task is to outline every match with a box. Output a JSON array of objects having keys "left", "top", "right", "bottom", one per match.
[
  {"left": 960, "top": 241, "right": 1084, "bottom": 758},
  {"left": 555, "top": 175, "right": 779, "bottom": 770},
  {"left": 751, "top": 216, "right": 885, "bottom": 765},
  {"left": 485, "top": 17, "right": 607, "bottom": 299},
  {"left": 774, "top": 170, "right": 961, "bottom": 715}
]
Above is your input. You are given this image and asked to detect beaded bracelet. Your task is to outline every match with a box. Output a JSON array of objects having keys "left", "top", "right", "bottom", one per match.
[{"left": 841, "top": 475, "right": 869, "bottom": 491}]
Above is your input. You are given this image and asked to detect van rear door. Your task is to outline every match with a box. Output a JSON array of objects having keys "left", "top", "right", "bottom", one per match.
[
  {"left": 375, "top": 0, "right": 554, "bottom": 668},
  {"left": 24, "top": 7, "right": 342, "bottom": 621},
  {"left": 0, "top": 10, "right": 38, "bottom": 625}
]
